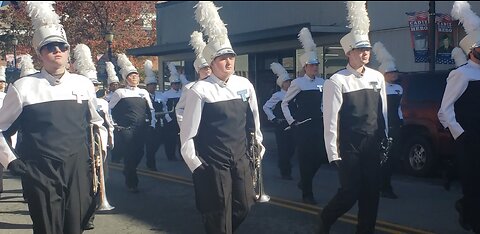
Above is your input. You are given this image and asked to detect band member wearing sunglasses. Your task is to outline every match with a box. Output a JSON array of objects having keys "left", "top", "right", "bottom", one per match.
[{"left": 0, "top": 2, "right": 107, "bottom": 234}]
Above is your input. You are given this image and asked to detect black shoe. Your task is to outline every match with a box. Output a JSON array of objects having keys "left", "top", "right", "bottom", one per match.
[
  {"left": 281, "top": 175, "right": 293, "bottom": 180},
  {"left": 455, "top": 200, "right": 472, "bottom": 231},
  {"left": 147, "top": 165, "right": 158, "bottom": 171},
  {"left": 302, "top": 196, "right": 317, "bottom": 205},
  {"left": 316, "top": 214, "right": 330, "bottom": 234},
  {"left": 381, "top": 189, "right": 398, "bottom": 199},
  {"left": 84, "top": 220, "right": 95, "bottom": 230}
]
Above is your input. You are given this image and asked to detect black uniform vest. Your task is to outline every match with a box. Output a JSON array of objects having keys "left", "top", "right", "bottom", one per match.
[
  {"left": 195, "top": 99, "right": 251, "bottom": 164},
  {"left": 291, "top": 90, "right": 323, "bottom": 123},
  {"left": 387, "top": 94, "right": 402, "bottom": 128},
  {"left": 339, "top": 89, "right": 385, "bottom": 137},
  {"left": 17, "top": 100, "right": 89, "bottom": 160},
  {"left": 454, "top": 80, "right": 480, "bottom": 134},
  {"left": 111, "top": 97, "right": 149, "bottom": 127}
]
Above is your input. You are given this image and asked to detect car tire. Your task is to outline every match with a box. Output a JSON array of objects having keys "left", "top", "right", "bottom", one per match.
[{"left": 402, "top": 135, "right": 435, "bottom": 177}]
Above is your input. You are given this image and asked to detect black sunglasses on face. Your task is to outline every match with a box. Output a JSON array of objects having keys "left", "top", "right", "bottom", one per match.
[{"left": 42, "top": 43, "right": 69, "bottom": 53}]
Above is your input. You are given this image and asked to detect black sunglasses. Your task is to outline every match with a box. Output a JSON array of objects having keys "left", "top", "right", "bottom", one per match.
[{"left": 42, "top": 42, "right": 69, "bottom": 53}]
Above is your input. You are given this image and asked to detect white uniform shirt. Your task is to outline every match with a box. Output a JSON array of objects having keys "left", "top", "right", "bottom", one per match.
[
  {"left": 180, "top": 74, "right": 265, "bottom": 172},
  {"left": 263, "top": 90, "right": 286, "bottom": 121},
  {"left": 176, "top": 82, "right": 195, "bottom": 126},
  {"left": 108, "top": 86, "right": 156, "bottom": 128},
  {"left": 438, "top": 60, "right": 480, "bottom": 139},
  {"left": 323, "top": 64, "right": 388, "bottom": 162},
  {"left": 162, "top": 88, "right": 182, "bottom": 123},
  {"left": 281, "top": 74, "right": 325, "bottom": 125},
  {"left": 0, "top": 69, "right": 107, "bottom": 168}
]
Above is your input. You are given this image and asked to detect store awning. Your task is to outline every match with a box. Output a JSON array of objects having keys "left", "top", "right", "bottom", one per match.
[{"left": 127, "top": 23, "right": 348, "bottom": 57}]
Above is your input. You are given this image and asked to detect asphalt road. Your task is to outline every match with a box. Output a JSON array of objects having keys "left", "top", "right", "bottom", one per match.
[{"left": 0, "top": 128, "right": 471, "bottom": 234}]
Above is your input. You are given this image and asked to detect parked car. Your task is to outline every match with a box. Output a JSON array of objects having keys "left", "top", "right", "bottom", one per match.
[{"left": 398, "top": 70, "right": 455, "bottom": 177}]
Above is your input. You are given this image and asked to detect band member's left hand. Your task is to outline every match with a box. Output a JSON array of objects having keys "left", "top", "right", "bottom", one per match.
[{"left": 7, "top": 159, "right": 27, "bottom": 177}]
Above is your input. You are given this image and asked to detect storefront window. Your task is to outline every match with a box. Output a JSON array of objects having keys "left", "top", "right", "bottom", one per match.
[{"left": 234, "top": 54, "right": 249, "bottom": 78}]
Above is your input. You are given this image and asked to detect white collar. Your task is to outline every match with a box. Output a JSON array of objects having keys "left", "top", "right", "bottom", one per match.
[{"left": 41, "top": 68, "right": 69, "bottom": 86}]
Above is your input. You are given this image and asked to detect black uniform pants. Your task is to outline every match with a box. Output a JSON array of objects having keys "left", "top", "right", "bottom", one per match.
[
  {"left": 455, "top": 131, "right": 480, "bottom": 231},
  {"left": 111, "top": 130, "right": 123, "bottom": 163},
  {"left": 192, "top": 155, "right": 255, "bottom": 234},
  {"left": 320, "top": 133, "right": 381, "bottom": 234},
  {"left": 145, "top": 126, "right": 163, "bottom": 168},
  {"left": 164, "top": 120, "right": 180, "bottom": 160},
  {"left": 380, "top": 126, "right": 401, "bottom": 191},
  {"left": 274, "top": 125, "right": 295, "bottom": 177},
  {"left": 22, "top": 150, "right": 95, "bottom": 234},
  {"left": 115, "top": 126, "right": 146, "bottom": 188},
  {"left": 293, "top": 120, "right": 326, "bottom": 198}
]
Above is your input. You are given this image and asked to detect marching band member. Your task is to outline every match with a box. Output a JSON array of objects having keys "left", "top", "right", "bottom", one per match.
[
  {"left": 109, "top": 53, "right": 155, "bottom": 193},
  {"left": 281, "top": 27, "right": 326, "bottom": 205},
  {"left": 144, "top": 59, "right": 165, "bottom": 171},
  {"left": 319, "top": 2, "right": 388, "bottom": 233},
  {"left": 176, "top": 30, "right": 211, "bottom": 128},
  {"left": 162, "top": 62, "right": 183, "bottom": 161},
  {"left": 373, "top": 41, "right": 403, "bottom": 199},
  {"left": 180, "top": 2, "right": 265, "bottom": 233},
  {"left": 438, "top": 2, "right": 480, "bottom": 232},
  {"left": 105, "top": 64, "right": 120, "bottom": 102},
  {"left": 263, "top": 62, "right": 295, "bottom": 180},
  {"left": 0, "top": 2, "right": 107, "bottom": 233}
]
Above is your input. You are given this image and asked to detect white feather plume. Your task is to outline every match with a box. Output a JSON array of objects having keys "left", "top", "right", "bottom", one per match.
[
  {"left": 106, "top": 62, "right": 117, "bottom": 77},
  {"left": 168, "top": 62, "right": 179, "bottom": 75},
  {"left": 372, "top": 42, "right": 395, "bottom": 64},
  {"left": 19, "top": 54, "right": 34, "bottom": 68},
  {"left": 298, "top": 28, "right": 317, "bottom": 52},
  {"left": 27, "top": 1, "right": 59, "bottom": 30},
  {"left": 144, "top": 60, "right": 155, "bottom": 78},
  {"left": 73, "top": 44, "right": 96, "bottom": 75},
  {"left": 346, "top": 1, "right": 370, "bottom": 35},
  {"left": 270, "top": 62, "right": 288, "bottom": 77},
  {"left": 190, "top": 31, "right": 206, "bottom": 58},
  {"left": 117, "top": 53, "right": 133, "bottom": 70},
  {"left": 451, "top": 47, "right": 468, "bottom": 67},
  {"left": 194, "top": 1, "right": 228, "bottom": 45},
  {"left": 19, "top": 54, "right": 39, "bottom": 76},
  {"left": 451, "top": 1, "right": 480, "bottom": 35}
]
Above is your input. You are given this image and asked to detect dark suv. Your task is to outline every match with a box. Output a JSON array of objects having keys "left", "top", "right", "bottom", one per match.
[{"left": 398, "top": 70, "right": 455, "bottom": 177}]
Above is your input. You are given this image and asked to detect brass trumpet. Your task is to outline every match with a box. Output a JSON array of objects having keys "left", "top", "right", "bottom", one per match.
[
  {"left": 89, "top": 124, "right": 115, "bottom": 211},
  {"left": 249, "top": 132, "right": 270, "bottom": 203}
]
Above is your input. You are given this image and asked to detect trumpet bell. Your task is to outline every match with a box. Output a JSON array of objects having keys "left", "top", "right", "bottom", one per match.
[
  {"left": 256, "top": 194, "right": 270, "bottom": 203},
  {"left": 97, "top": 200, "right": 115, "bottom": 211}
]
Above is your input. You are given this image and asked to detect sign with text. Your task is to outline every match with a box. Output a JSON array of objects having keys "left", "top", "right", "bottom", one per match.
[{"left": 406, "top": 11, "right": 458, "bottom": 64}]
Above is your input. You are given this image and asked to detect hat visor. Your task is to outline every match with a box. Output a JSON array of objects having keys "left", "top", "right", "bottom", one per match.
[
  {"left": 354, "top": 42, "right": 372, "bottom": 49},
  {"left": 214, "top": 48, "right": 236, "bottom": 59},
  {"left": 126, "top": 71, "right": 139, "bottom": 78}
]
